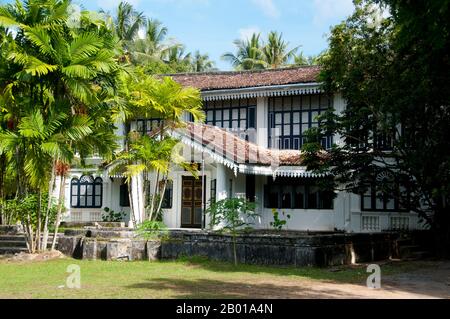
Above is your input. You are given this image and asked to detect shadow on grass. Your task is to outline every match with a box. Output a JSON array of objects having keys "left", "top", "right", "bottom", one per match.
[
  {"left": 164, "top": 256, "right": 419, "bottom": 284},
  {"left": 126, "top": 277, "right": 354, "bottom": 299}
]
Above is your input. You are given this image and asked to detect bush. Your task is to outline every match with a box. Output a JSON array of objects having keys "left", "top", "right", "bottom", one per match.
[
  {"left": 102, "top": 207, "right": 125, "bottom": 222},
  {"left": 6, "top": 194, "right": 58, "bottom": 229},
  {"left": 270, "top": 209, "right": 291, "bottom": 230},
  {"left": 136, "top": 220, "right": 168, "bottom": 240}
]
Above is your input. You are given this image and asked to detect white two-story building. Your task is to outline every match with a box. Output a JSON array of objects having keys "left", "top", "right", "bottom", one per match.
[{"left": 63, "top": 66, "right": 423, "bottom": 233}]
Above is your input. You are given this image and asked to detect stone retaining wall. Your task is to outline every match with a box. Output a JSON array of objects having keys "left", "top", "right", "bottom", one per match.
[{"left": 58, "top": 230, "right": 401, "bottom": 267}]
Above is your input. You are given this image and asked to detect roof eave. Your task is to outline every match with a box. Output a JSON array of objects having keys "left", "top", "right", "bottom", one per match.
[{"left": 201, "top": 82, "right": 323, "bottom": 101}]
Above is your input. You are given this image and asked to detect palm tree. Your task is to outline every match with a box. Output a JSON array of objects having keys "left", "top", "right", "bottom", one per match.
[
  {"left": 114, "top": 2, "right": 146, "bottom": 43},
  {"left": 222, "top": 33, "right": 266, "bottom": 70},
  {"left": 0, "top": 0, "right": 122, "bottom": 251},
  {"left": 163, "top": 45, "right": 192, "bottom": 71},
  {"left": 262, "top": 31, "right": 299, "bottom": 69},
  {"left": 191, "top": 51, "right": 216, "bottom": 72},
  {"left": 0, "top": 109, "right": 93, "bottom": 252},
  {"left": 113, "top": 70, "right": 204, "bottom": 224},
  {"left": 293, "top": 52, "right": 320, "bottom": 66},
  {"left": 146, "top": 18, "right": 168, "bottom": 49},
  {"left": 223, "top": 31, "right": 300, "bottom": 70},
  {"left": 129, "top": 18, "right": 173, "bottom": 65}
]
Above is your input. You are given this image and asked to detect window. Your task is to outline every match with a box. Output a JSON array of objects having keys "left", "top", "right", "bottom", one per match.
[
  {"left": 71, "top": 175, "right": 103, "bottom": 208},
  {"left": 361, "top": 181, "right": 410, "bottom": 212},
  {"left": 135, "top": 119, "right": 162, "bottom": 135},
  {"left": 205, "top": 99, "right": 256, "bottom": 131},
  {"left": 264, "top": 177, "right": 334, "bottom": 209},
  {"left": 246, "top": 175, "right": 256, "bottom": 203},
  {"left": 161, "top": 181, "right": 173, "bottom": 209},
  {"left": 119, "top": 182, "right": 130, "bottom": 207},
  {"left": 268, "top": 94, "right": 333, "bottom": 150},
  {"left": 210, "top": 179, "right": 217, "bottom": 204}
]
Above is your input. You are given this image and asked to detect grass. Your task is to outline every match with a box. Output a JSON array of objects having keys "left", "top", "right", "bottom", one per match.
[{"left": 0, "top": 256, "right": 431, "bottom": 299}]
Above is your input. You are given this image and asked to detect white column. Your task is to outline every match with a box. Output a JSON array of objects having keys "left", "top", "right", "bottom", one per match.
[
  {"left": 256, "top": 97, "right": 268, "bottom": 148},
  {"left": 216, "top": 164, "right": 228, "bottom": 200},
  {"left": 131, "top": 174, "right": 144, "bottom": 226}
]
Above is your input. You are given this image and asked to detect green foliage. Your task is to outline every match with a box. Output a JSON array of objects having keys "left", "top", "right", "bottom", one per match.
[
  {"left": 102, "top": 207, "right": 125, "bottom": 222},
  {"left": 206, "top": 198, "right": 259, "bottom": 266},
  {"left": 269, "top": 209, "right": 291, "bottom": 231},
  {"left": 207, "top": 198, "right": 259, "bottom": 232},
  {"left": 222, "top": 31, "right": 300, "bottom": 70},
  {"left": 136, "top": 220, "right": 168, "bottom": 240},
  {"left": 9, "top": 193, "right": 58, "bottom": 230},
  {"left": 302, "top": 0, "right": 450, "bottom": 255}
]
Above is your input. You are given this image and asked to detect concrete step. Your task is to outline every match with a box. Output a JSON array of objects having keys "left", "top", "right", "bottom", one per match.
[
  {"left": 0, "top": 247, "right": 28, "bottom": 254},
  {"left": 0, "top": 240, "right": 27, "bottom": 248},
  {"left": 0, "top": 235, "right": 26, "bottom": 241}
]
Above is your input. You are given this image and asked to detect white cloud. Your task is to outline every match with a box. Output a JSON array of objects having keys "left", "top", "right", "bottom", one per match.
[
  {"left": 239, "top": 26, "right": 261, "bottom": 40},
  {"left": 312, "top": 0, "right": 354, "bottom": 26},
  {"left": 251, "top": 0, "right": 280, "bottom": 19}
]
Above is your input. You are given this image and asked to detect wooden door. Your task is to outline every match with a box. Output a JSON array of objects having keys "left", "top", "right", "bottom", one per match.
[{"left": 181, "top": 176, "right": 203, "bottom": 228}]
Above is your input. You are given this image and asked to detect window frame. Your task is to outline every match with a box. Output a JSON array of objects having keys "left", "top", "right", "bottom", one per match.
[
  {"left": 264, "top": 177, "right": 334, "bottom": 210},
  {"left": 268, "top": 94, "right": 333, "bottom": 150},
  {"left": 71, "top": 175, "right": 103, "bottom": 209},
  {"left": 361, "top": 181, "right": 410, "bottom": 212},
  {"left": 205, "top": 98, "right": 256, "bottom": 131}
]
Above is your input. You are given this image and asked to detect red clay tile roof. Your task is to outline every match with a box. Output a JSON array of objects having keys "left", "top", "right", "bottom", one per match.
[
  {"left": 166, "top": 66, "right": 321, "bottom": 92},
  {"left": 181, "top": 123, "right": 304, "bottom": 166}
]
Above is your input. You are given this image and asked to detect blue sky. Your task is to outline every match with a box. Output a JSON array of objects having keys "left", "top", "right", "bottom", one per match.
[{"left": 5, "top": 0, "right": 357, "bottom": 70}]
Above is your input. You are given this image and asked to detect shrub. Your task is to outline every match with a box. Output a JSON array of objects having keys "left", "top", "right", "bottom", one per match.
[
  {"left": 102, "top": 207, "right": 125, "bottom": 222},
  {"left": 136, "top": 220, "right": 168, "bottom": 240}
]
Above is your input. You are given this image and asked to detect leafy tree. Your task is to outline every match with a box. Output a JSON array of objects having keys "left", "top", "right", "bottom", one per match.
[
  {"left": 0, "top": 0, "right": 123, "bottom": 252},
  {"left": 206, "top": 198, "right": 259, "bottom": 266},
  {"left": 112, "top": 70, "right": 204, "bottom": 224},
  {"left": 302, "top": 1, "right": 450, "bottom": 256}
]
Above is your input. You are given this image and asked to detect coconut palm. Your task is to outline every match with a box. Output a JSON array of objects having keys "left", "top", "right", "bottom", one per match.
[
  {"left": 222, "top": 33, "right": 266, "bottom": 70},
  {"left": 114, "top": 1, "right": 146, "bottom": 43},
  {"left": 293, "top": 52, "right": 320, "bottom": 66},
  {"left": 262, "top": 31, "right": 299, "bottom": 69},
  {"left": 191, "top": 51, "right": 216, "bottom": 72},
  {"left": 129, "top": 19, "right": 174, "bottom": 65}
]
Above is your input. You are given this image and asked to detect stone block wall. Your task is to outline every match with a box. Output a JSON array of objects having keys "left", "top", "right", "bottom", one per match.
[{"left": 57, "top": 229, "right": 402, "bottom": 267}]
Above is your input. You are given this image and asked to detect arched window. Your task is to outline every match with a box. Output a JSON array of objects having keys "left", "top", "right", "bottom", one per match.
[{"left": 71, "top": 175, "right": 103, "bottom": 208}]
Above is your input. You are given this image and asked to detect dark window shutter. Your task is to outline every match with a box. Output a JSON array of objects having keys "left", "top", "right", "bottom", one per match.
[{"left": 120, "top": 184, "right": 130, "bottom": 207}]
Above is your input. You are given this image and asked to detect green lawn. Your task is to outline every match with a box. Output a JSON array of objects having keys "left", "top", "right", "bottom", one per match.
[{"left": 0, "top": 257, "right": 428, "bottom": 299}]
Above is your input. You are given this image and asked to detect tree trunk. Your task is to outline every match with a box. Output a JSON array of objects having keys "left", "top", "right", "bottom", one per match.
[
  {"left": 232, "top": 232, "right": 238, "bottom": 266},
  {"left": 156, "top": 176, "right": 168, "bottom": 221},
  {"left": 35, "top": 188, "right": 42, "bottom": 252},
  {"left": 51, "top": 174, "right": 66, "bottom": 251},
  {"left": 149, "top": 169, "right": 160, "bottom": 221},
  {"left": 127, "top": 181, "right": 137, "bottom": 228},
  {"left": 42, "top": 160, "right": 56, "bottom": 251},
  {"left": 0, "top": 154, "right": 5, "bottom": 225}
]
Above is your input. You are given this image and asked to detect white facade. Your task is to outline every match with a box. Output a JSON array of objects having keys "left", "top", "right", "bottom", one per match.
[{"left": 60, "top": 79, "right": 425, "bottom": 233}]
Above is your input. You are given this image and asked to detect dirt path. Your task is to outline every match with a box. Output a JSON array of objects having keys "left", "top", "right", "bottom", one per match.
[{"left": 267, "top": 261, "right": 450, "bottom": 299}]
